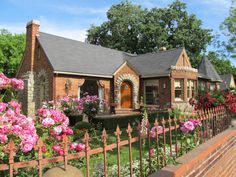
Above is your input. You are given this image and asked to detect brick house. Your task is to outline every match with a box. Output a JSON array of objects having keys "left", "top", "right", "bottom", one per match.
[{"left": 17, "top": 20, "right": 204, "bottom": 115}]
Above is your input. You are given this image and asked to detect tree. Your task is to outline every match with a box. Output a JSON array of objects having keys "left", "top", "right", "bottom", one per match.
[
  {"left": 0, "top": 29, "right": 25, "bottom": 77},
  {"left": 207, "top": 51, "right": 236, "bottom": 75},
  {"left": 87, "top": 0, "right": 212, "bottom": 67},
  {"left": 221, "top": 1, "right": 236, "bottom": 58}
]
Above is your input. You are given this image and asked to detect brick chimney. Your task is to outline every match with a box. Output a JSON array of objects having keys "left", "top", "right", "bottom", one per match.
[{"left": 25, "top": 20, "right": 40, "bottom": 71}]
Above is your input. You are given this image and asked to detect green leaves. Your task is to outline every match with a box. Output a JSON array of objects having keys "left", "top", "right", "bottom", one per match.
[
  {"left": 0, "top": 29, "right": 25, "bottom": 77},
  {"left": 221, "top": 1, "right": 236, "bottom": 59}
]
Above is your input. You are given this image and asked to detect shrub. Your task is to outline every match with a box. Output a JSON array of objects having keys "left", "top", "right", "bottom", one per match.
[
  {"left": 93, "top": 111, "right": 169, "bottom": 130},
  {"left": 59, "top": 96, "right": 81, "bottom": 115},
  {"left": 78, "top": 93, "right": 103, "bottom": 123}
]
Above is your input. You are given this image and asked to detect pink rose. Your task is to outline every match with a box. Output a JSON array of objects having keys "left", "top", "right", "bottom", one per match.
[
  {"left": 52, "top": 145, "right": 61, "bottom": 152},
  {"left": 53, "top": 126, "right": 63, "bottom": 135},
  {"left": 180, "top": 121, "right": 195, "bottom": 134},
  {"left": 0, "top": 103, "right": 8, "bottom": 113},
  {"left": 42, "top": 118, "right": 55, "bottom": 127},
  {"left": 11, "top": 78, "right": 24, "bottom": 90},
  {"left": 150, "top": 126, "right": 163, "bottom": 138},
  {"left": 64, "top": 127, "right": 73, "bottom": 135},
  {"left": 58, "top": 149, "right": 65, "bottom": 156},
  {"left": 76, "top": 143, "right": 85, "bottom": 151},
  {"left": 189, "top": 119, "right": 202, "bottom": 127},
  {"left": 11, "top": 125, "right": 22, "bottom": 135},
  {"left": 0, "top": 125, "right": 9, "bottom": 134},
  {"left": 70, "top": 143, "right": 78, "bottom": 150},
  {"left": 0, "top": 73, "right": 10, "bottom": 88},
  {"left": 0, "top": 134, "right": 8, "bottom": 143},
  {"left": 21, "top": 142, "right": 33, "bottom": 152}
]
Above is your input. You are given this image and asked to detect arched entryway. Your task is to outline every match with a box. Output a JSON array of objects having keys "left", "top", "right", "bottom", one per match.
[
  {"left": 116, "top": 73, "right": 139, "bottom": 109},
  {"left": 121, "top": 81, "right": 133, "bottom": 108}
]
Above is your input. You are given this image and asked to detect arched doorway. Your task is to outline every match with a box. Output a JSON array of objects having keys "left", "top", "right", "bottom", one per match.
[{"left": 121, "top": 81, "right": 133, "bottom": 108}]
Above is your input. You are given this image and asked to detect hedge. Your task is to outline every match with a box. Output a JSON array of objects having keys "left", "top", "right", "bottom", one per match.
[{"left": 93, "top": 111, "right": 170, "bottom": 130}]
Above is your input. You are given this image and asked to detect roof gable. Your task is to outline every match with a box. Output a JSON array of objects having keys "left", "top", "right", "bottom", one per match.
[
  {"left": 126, "top": 48, "right": 184, "bottom": 77},
  {"left": 198, "top": 56, "right": 222, "bottom": 82},
  {"left": 175, "top": 49, "right": 192, "bottom": 67}
]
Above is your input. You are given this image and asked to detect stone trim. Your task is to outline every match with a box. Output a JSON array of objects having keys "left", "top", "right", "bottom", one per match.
[
  {"left": 36, "top": 70, "right": 49, "bottom": 109},
  {"left": 171, "top": 65, "right": 198, "bottom": 73},
  {"left": 115, "top": 73, "right": 139, "bottom": 109}
]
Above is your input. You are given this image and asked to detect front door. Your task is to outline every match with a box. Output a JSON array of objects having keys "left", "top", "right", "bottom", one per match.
[{"left": 121, "top": 81, "right": 132, "bottom": 108}]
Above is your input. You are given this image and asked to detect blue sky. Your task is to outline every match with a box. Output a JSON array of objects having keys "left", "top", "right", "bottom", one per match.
[{"left": 0, "top": 0, "right": 232, "bottom": 52}]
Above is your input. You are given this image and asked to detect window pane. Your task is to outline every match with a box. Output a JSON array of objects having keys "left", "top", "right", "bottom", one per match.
[
  {"left": 174, "top": 79, "right": 183, "bottom": 101},
  {"left": 187, "top": 80, "right": 196, "bottom": 99},
  {"left": 145, "top": 85, "right": 159, "bottom": 104}
]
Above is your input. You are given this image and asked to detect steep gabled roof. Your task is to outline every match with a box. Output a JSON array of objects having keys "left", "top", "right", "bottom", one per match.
[
  {"left": 37, "top": 32, "right": 125, "bottom": 77},
  {"left": 220, "top": 74, "right": 235, "bottom": 89},
  {"left": 126, "top": 48, "right": 184, "bottom": 77},
  {"left": 198, "top": 56, "right": 222, "bottom": 82}
]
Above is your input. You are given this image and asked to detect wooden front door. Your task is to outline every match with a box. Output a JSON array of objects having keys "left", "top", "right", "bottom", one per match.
[{"left": 121, "top": 81, "right": 132, "bottom": 108}]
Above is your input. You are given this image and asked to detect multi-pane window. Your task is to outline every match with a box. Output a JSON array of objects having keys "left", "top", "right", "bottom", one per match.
[
  {"left": 174, "top": 79, "right": 184, "bottom": 101},
  {"left": 187, "top": 80, "right": 196, "bottom": 99},
  {"left": 144, "top": 80, "right": 159, "bottom": 105}
]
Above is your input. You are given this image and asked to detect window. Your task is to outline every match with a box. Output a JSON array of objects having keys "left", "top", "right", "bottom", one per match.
[
  {"left": 174, "top": 79, "right": 184, "bottom": 101},
  {"left": 187, "top": 80, "right": 196, "bottom": 99},
  {"left": 199, "top": 81, "right": 206, "bottom": 91},
  {"left": 210, "top": 83, "right": 216, "bottom": 91},
  {"left": 144, "top": 80, "right": 159, "bottom": 105}
]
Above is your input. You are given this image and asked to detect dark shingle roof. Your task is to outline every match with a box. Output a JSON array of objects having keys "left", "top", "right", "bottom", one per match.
[
  {"left": 126, "top": 48, "right": 184, "bottom": 77},
  {"left": 220, "top": 74, "right": 233, "bottom": 90},
  {"left": 198, "top": 56, "right": 222, "bottom": 82},
  {"left": 37, "top": 32, "right": 184, "bottom": 77},
  {"left": 37, "top": 32, "right": 125, "bottom": 77}
]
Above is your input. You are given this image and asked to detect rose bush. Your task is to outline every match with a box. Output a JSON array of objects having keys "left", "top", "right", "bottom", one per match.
[
  {"left": 59, "top": 96, "right": 81, "bottom": 115},
  {"left": 78, "top": 93, "right": 103, "bottom": 123},
  {"left": 189, "top": 90, "right": 236, "bottom": 114},
  {"left": 0, "top": 73, "right": 38, "bottom": 161}
]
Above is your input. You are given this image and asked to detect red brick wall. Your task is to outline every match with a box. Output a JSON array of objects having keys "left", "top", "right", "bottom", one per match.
[
  {"left": 141, "top": 77, "right": 171, "bottom": 106},
  {"left": 54, "top": 74, "right": 111, "bottom": 104},
  {"left": 149, "top": 129, "right": 236, "bottom": 177}
]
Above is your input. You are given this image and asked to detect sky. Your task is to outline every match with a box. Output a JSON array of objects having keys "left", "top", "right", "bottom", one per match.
[{"left": 0, "top": 0, "right": 232, "bottom": 52}]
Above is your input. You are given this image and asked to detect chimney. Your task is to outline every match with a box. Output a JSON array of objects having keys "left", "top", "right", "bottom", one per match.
[
  {"left": 159, "top": 47, "right": 167, "bottom": 51},
  {"left": 26, "top": 20, "right": 40, "bottom": 71}
]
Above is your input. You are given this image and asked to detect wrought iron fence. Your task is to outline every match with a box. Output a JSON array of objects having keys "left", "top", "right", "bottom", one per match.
[{"left": 0, "top": 106, "right": 231, "bottom": 177}]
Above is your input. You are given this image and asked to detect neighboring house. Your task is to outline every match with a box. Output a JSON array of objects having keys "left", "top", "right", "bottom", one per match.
[
  {"left": 17, "top": 20, "right": 204, "bottom": 115},
  {"left": 198, "top": 56, "right": 222, "bottom": 92},
  {"left": 220, "top": 74, "right": 236, "bottom": 90}
]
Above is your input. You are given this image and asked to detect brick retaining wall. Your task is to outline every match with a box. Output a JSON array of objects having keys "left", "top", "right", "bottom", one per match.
[{"left": 149, "top": 128, "right": 236, "bottom": 177}]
